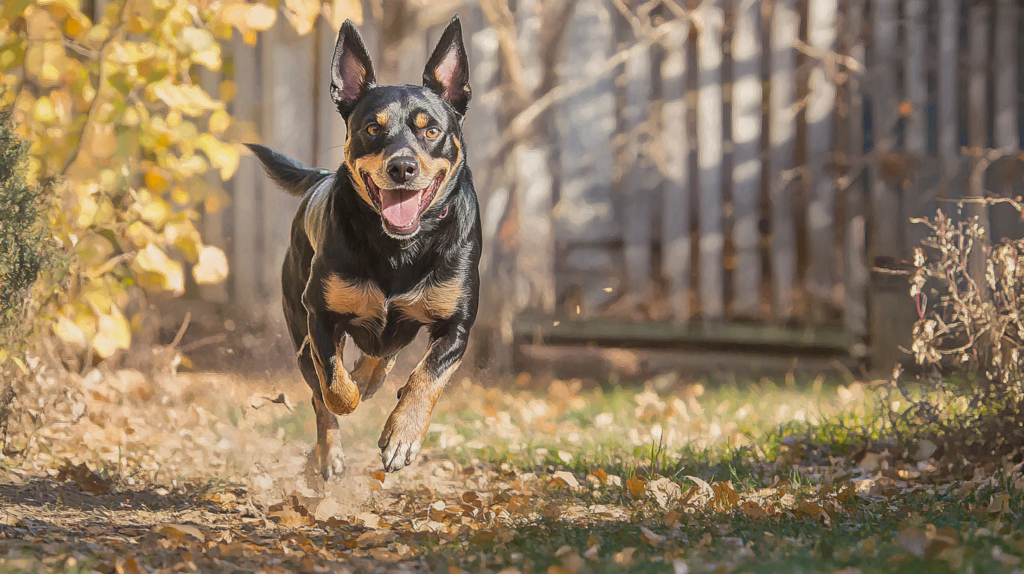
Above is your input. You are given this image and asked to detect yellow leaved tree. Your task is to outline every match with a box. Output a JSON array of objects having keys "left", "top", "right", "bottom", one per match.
[
  {"left": 1, "top": 0, "right": 364, "bottom": 363},
  {"left": 0, "top": 0, "right": 280, "bottom": 361}
]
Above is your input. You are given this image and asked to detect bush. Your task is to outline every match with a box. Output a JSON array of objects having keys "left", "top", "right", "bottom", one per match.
[
  {"left": 0, "top": 104, "right": 54, "bottom": 357},
  {"left": 894, "top": 205, "right": 1024, "bottom": 464}
]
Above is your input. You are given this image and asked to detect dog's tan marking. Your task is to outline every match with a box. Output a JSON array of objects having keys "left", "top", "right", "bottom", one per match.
[
  {"left": 308, "top": 333, "right": 360, "bottom": 416},
  {"left": 351, "top": 354, "right": 397, "bottom": 399},
  {"left": 375, "top": 110, "right": 389, "bottom": 126},
  {"left": 416, "top": 135, "right": 461, "bottom": 211},
  {"left": 379, "top": 355, "right": 462, "bottom": 470},
  {"left": 345, "top": 148, "right": 385, "bottom": 210},
  {"left": 414, "top": 112, "right": 430, "bottom": 129},
  {"left": 323, "top": 275, "right": 387, "bottom": 330},
  {"left": 394, "top": 275, "right": 463, "bottom": 324}
]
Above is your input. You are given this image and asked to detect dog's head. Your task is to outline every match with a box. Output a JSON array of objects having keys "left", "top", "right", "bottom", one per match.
[{"left": 331, "top": 16, "right": 471, "bottom": 239}]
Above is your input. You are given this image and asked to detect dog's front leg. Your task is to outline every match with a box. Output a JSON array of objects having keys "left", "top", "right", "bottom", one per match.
[
  {"left": 378, "top": 320, "right": 468, "bottom": 472},
  {"left": 303, "top": 289, "right": 361, "bottom": 417}
]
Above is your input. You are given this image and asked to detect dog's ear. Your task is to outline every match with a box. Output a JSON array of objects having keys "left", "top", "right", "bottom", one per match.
[
  {"left": 422, "top": 15, "right": 471, "bottom": 116},
  {"left": 331, "top": 20, "right": 376, "bottom": 119}
]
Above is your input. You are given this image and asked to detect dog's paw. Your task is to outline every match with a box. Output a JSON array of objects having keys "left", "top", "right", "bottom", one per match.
[
  {"left": 317, "top": 442, "right": 346, "bottom": 482},
  {"left": 378, "top": 410, "right": 429, "bottom": 472}
]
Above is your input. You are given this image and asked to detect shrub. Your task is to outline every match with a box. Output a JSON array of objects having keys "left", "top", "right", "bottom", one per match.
[{"left": 0, "top": 103, "right": 54, "bottom": 358}]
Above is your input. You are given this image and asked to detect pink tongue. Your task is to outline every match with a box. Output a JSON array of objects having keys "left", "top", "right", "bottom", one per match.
[{"left": 380, "top": 189, "right": 421, "bottom": 228}]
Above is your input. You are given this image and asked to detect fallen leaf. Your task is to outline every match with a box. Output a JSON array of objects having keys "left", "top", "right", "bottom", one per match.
[
  {"left": 554, "top": 471, "right": 579, "bottom": 488},
  {"left": 640, "top": 526, "right": 666, "bottom": 545},
  {"left": 355, "top": 512, "right": 380, "bottom": 529},
  {"left": 154, "top": 523, "right": 205, "bottom": 544},
  {"left": 626, "top": 476, "right": 646, "bottom": 498}
]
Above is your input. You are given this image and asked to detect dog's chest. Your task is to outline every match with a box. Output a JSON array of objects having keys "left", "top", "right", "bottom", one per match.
[{"left": 322, "top": 274, "right": 461, "bottom": 330}]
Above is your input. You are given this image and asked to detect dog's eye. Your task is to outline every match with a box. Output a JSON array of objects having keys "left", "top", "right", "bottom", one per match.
[
  {"left": 424, "top": 127, "right": 442, "bottom": 139},
  {"left": 366, "top": 124, "right": 381, "bottom": 136}
]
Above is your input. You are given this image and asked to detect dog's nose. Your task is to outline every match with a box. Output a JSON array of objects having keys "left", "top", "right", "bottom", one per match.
[{"left": 386, "top": 156, "right": 419, "bottom": 184}]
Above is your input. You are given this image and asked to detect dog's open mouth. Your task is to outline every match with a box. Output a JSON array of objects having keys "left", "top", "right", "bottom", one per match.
[{"left": 363, "top": 171, "right": 445, "bottom": 236}]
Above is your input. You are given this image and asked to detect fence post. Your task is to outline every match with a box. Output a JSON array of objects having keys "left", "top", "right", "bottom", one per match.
[
  {"left": 769, "top": 0, "right": 799, "bottom": 322},
  {"left": 843, "top": 0, "right": 868, "bottom": 355},
  {"left": 696, "top": 2, "right": 725, "bottom": 321},
  {"left": 730, "top": 0, "right": 762, "bottom": 319},
  {"left": 806, "top": 0, "right": 838, "bottom": 324},
  {"left": 967, "top": 2, "right": 990, "bottom": 293},
  {"left": 230, "top": 34, "right": 260, "bottom": 323},
  {"left": 992, "top": 0, "right": 1019, "bottom": 241},
  {"left": 260, "top": 17, "right": 315, "bottom": 349},
  {"left": 661, "top": 18, "right": 692, "bottom": 324},
  {"left": 903, "top": 0, "right": 928, "bottom": 253},
  {"left": 622, "top": 36, "right": 655, "bottom": 318}
]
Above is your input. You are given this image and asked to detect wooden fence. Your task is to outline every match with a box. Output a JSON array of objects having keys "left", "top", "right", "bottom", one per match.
[{"left": 156, "top": 0, "right": 1024, "bottom": 373}]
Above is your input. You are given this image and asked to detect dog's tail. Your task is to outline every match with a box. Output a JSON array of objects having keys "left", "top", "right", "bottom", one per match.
[{"left": 245, "top": 143, "right": 331, "bottom": 197}]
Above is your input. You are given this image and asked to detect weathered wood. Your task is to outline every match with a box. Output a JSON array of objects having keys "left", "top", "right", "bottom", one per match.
[
  {"left": 967, "top": 1, "right": 990, "bottom": 291},
  {"left": 512, "top": 313, "right": 850, "bottom": 352},
  {"left": 730, "top": 0, "right": 762, "bottom": 319},
  {"left": 806, "top": 0, "right": 838, "bottom": 323},
  {"left": 230, "top": 34, "right": 259, "bottom": 320},
  {"left": 769, "top": 0, "right": 799, "bottom": 321},
  {"left": 317, "top": 18, "right": 347, "bottom": 169},
  {"left": 555, "top": 0, "right": 618, "bottom": 315},
  {"left": 696, "top": 3, "right": 724, "bottom": 321},
  {"left": 660, "top": 18, "right": 691, "bottom": 324},
  {"left": 513, "top": 145, "right": 556, "bottom": 313},
  {"left": 938, "top": 0, "right": 960, "bottom": 185},
  {"left": 992, "top": 0, "right": 1019, "bottom": 242},
  {"left": 903, "top": 0, "right": 929, "bottom": 255},
  {"left": 869, "top": 0, "right": 899, "bottom": 262},
  {"left": 198, "top": 61, "right": 228, "bottom": 304},
  {"left": 622, "top": 42, "right": 655, "bottom": 316},
  {"left": 843, "top": 0, "right": 868, "bottom": 347},
  {"left": 868, "top": 0, "right": 906, "bottom": 373},
  {"left": 260, "top": 18, "right": 314, "bottom": 338}
]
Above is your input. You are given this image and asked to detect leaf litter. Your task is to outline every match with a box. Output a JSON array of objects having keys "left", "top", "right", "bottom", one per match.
[{"left": 0, "top": 361, "right": 1021, "bottom": 572}]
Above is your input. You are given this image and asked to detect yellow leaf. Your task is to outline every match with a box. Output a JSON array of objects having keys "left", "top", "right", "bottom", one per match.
[
  {"left": 198, "top": 134, "right": 239, "bottom": 180},
  {"left": 282, "top": 0, "right": 320, "bottom": 36},
  {"left": 193, "top": 245, "right": 229, "bottom": 285},
  {"left": 148, "top": 80, "right": 224, "bottom": 117},
  {"left": 92, "top": 307, "right": 131, "bottom": 358},
  {"left": 107, "top": 41, "right": 157, "bottom": 64},
  {"left": 626, "top": 476, "right": 646, "bottom": 498},
  {"left": 322, "top": 0, "right": 363, "bottom": 31},
  {"left": 54, "top": 315, "right": 87, "bottom": 348},
  {"left": 208, "top": 109, "right": 230, "bottom": 134},
  {"left": 87, "top": 122, "right": 117, "bottom": 159},
  {"left": 135, "top": 243, "right": 184, "bottom": 295},
  {"left": 34, "top": 96, "right": 56, "bottom": 122}
]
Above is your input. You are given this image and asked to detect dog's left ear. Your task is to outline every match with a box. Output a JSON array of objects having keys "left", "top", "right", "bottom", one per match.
[{"left": 422, "top": 15, "right": 471, "bottom": 116}]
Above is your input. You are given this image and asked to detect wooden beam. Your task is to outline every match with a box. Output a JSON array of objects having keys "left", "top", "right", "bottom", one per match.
[
  {"left": 660, "top": 18, "right": 692, "bottom": 324},
  {"left": 696, "top": 3, "right": 725, "bottom": 321},
  {"left": 769, "top": 0, "right": 799, "bottom": 321},
  {"left": 730, "top": 0, "right": 762, "bottom": 319},
  {"left": 806, "top": 0, "right": 838, "bottom": 323},
  {"left": 229, "top": 34, "right": 259, "bottom": 321},
  {"left": 843, "top": 0, "right": 868, "bottom": 352}
]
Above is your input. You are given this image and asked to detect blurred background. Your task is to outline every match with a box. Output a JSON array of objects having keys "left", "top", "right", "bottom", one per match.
[{"left": 3, "top": 0, "right": 1023, "bottom": 381}]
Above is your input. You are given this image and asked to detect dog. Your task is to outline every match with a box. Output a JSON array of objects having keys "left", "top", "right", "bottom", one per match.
[{"left": 247, "top": 15, "right": 480, "bottom": 479}]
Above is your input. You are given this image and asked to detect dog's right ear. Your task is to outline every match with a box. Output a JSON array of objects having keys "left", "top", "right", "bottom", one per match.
[{"left": 331, "top": 20, "right": 375, "bottom": 119}]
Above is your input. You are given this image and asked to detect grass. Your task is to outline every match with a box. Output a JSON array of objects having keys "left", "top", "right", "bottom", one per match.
[{"left": 0, "top": 367, "right": 1021, "bottom": 573}]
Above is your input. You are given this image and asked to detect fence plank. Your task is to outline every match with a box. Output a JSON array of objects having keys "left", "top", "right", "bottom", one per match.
[
  {"left": 730, "top": 0, "right": 762, "bottom": 319},
  {"left": 556, "top": 0, "right": 618, "bottom": 315},
  {"left": 967, "top": 2, "right": 990, "bottom": 290},
  {"left": 316, "top": 19, "right": 347, "bottom": 169},
  {"left": 904, "top": 0, "right": 928, "bottom": 253},
  {"left": 938, "top": 0, "right": 960, "bottom": 186},
  {"left": 661, "top": 19, "right": 692, "bottom": 324},
  {"left": 769, "top": 0, "right": 799, "bottom": 321},
  {"left": 870, "top": 0, "right": 899, "bottom": 262},
  {"left": 992, "top": 0, "right": 1020, "bottom": 241},
  {"left": 843, "top": 0, "right": 867, "bottom": 346},
  {"left": 623, "top": 42, "right": 655, "bottom": 317},
  {"left": 697, "top": 3, "right": 725, "bottom": 321},
  {"left": 199, "top": 62, "right": 228, "bottom": 304},
  {"left": 806, "top": 0, "right": 838, "bottom": 323},
  {"left": 868, "top": 0, "right": 904, "bottom": 372},
  {"left": 260, "top": 19, "right": 314, "bottom": 342},
  {"left": 230, "top": 35, "right": 259, "bottom": 320}
]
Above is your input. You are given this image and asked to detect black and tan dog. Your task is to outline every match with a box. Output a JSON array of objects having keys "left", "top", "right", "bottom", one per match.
[{"left": 247, "top": 16, "right": 480, "bottom": 479}]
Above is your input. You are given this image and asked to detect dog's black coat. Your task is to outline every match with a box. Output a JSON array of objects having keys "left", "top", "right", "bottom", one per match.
[{"left": 247, "top": 16, "right": 480, "bottom": 477}]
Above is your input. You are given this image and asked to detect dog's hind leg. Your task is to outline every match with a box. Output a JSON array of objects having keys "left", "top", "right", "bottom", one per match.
[
  {"left": 299, "top": 347, "right": 346, "bottom": 481},
  {"left": 351, "top": 354, "right": 397, "bottom": 400}
]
